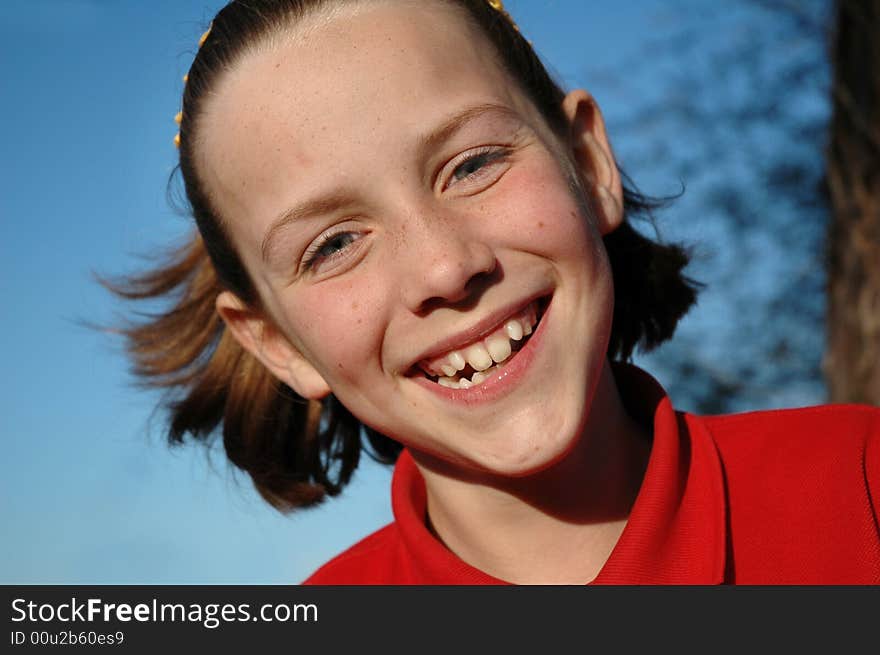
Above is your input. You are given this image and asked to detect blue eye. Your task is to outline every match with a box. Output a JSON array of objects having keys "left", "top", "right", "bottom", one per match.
[
  {"left": 453, "top": 152, "right": 493, "bottom": 180},
  {"left": 448, "top": 147, "right": 510, "bottom": 187},
  {"left": 303, "top": 231, "right": 360, "bottom": 270},
  {"left": 318, "top": 233, "right": 356, "bottom": 257}
]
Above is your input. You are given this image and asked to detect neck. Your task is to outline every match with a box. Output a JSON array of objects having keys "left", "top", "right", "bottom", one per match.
[{"left": 412, "top": 361, "right": 651, "bottom": 584}]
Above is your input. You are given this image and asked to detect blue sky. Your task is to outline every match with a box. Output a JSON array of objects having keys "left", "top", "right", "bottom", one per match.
[{"left": 1, "top": 0, "right": 828, "bottom": 583}]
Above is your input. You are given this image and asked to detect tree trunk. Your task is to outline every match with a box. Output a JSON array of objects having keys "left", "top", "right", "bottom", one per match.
[{"left": 825, "top": 0, "right": 880, "bottom": 405}]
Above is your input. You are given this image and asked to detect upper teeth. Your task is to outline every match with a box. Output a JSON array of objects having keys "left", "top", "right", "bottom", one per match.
[
  {"left": 486, "top": 334, "right": 512, "bottom": 364},
  {"left": 418, "top": 303, "right": 539, "bottom": 385},
  {"left": 464, "top": 342, "right": 494, "bottom": 371}
]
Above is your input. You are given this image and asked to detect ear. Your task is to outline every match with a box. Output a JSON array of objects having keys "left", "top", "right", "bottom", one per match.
[
  {"left": 215, "top": 291, "right": 331, "bottom": 400},
  {"left": 561, "top": 89, "right": 624, "bottom": 235}
]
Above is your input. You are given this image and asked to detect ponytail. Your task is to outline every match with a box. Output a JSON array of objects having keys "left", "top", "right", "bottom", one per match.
[{"left": 103, "top": 232, "right": 387, "bottom": 510}]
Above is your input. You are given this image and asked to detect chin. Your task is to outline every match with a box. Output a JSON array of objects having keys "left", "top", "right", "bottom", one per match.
[{"left": 470, "top": 404, "right": 587, "bottom": 479}]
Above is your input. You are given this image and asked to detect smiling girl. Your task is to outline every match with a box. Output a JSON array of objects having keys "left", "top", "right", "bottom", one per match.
[{"left": 114, "top": 0, "right": 880, "bottom": 584}]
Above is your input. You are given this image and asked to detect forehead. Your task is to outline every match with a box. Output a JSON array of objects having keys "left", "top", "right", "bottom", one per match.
[{"left": 198, "top": 0, "right": 535, "bottom": 235}]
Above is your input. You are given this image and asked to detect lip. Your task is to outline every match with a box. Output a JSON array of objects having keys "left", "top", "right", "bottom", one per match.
[
  {"left": 410, "top": 294, "right": 552, "bottom": 405},
  {"left": 406, "top": 289, "right": 551, "bottom": 371}
]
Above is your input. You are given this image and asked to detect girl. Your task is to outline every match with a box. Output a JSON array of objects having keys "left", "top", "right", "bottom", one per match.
[{"left": 114, "top": 0, "right": 880, "bottom": 584}]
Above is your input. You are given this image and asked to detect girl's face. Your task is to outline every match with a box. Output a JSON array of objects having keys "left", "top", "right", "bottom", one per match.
[{"left": 204, "top": 0, "right": 623, "bottom": 478}]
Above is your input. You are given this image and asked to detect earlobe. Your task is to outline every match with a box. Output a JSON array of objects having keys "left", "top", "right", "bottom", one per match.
[
  {"left": 562, "top": 89, "right": 624, "bottom": 235},
  {"left": 215, "top": 291, "right": 331, "bottom": 400}
]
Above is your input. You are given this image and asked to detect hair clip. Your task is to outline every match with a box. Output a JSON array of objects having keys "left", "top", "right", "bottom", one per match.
[
  {"left": 198, "top": 24, "right": 212, "bottom": 48},
  {"left": 487, "top": 0, "right": 520, "bottom": 32},
  {"left": 174, "top": 24, "right": 213, "bottom": 147}
]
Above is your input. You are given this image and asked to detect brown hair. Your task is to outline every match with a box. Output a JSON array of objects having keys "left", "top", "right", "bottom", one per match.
[{"left": 109, "top": 0, "right": 699, "bottom": 511}]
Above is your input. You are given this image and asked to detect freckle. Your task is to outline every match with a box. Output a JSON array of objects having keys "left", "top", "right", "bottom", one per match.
[
  {"left": 538, "top": 221, "right": 545, "bottom": 228},
  {"left": 351, "top": 301, "right": 359, "bottom": 310}
]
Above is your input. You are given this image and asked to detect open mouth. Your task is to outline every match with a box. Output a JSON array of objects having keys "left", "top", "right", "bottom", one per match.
[{"left": 412, "top": 297, "right": 549, "bottom": 390}]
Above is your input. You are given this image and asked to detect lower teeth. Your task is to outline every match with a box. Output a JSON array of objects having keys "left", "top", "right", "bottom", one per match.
[{"left": 436, "top": 361, "right": 503, "bottom": 389}]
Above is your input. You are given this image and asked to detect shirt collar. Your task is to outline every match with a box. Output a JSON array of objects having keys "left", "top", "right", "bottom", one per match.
[{"left": 390, "top": 364, "right": 728, "bottom": 584}]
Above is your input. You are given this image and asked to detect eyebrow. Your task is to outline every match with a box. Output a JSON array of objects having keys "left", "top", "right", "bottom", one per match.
[
  {"left": 260, "top": 102, "right": 520, "bottom": 263},
  {"left": 261, "top": 192, "right": 356, "bottom": 263},
  {"left": 417, "top": 102, "right": 520, "bottom": 160}
]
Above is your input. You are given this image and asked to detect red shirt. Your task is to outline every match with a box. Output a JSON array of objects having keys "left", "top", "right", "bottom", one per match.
[{"left": 304, "top": 367, "right": 880, "bottom": 584}]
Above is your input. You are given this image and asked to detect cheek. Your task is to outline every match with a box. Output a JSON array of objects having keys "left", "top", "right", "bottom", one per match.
[
  {"left": 285, "top": 281, "right": 385, "bottom": 380},
  {"left": 495, "top": 156, "right": 597, "bottom": 258}
]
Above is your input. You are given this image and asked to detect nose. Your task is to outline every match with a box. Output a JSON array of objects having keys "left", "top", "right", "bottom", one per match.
[{"left": 395, "top": 211, "right": 497, "bottom": 314}]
